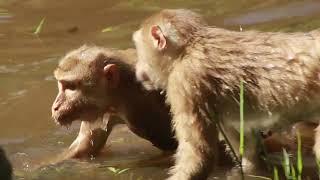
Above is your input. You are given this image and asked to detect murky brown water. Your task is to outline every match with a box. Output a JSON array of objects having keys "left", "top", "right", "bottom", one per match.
[{"left": 0, "top": 0, "right": 320, "bottom": 179}]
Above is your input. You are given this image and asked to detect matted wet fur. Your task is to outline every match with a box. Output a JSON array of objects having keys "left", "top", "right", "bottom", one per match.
[{"left": 133, "top": 9, "right": 320, "bottom": 179}]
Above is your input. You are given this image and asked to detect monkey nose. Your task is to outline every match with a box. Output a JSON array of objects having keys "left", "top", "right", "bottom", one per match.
[
  {"left": 142, "top": 72, "right": 150, "bottom": 81},
  {"left": 137, "top": 71, "right": 150, "bottom": 82},
  {"left": 52, "top": 103, "right": 60, "bottom": 112},
  {"left": 53, "top": 106, "right": 58, "bottom": 111}
]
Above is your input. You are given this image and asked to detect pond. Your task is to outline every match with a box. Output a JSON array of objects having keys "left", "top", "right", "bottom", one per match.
[{"left": 0, "top": 0, "right": 320, "bottom": 179}]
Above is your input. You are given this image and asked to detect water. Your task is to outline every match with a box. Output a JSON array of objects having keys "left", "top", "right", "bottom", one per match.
[{"left": 0, "top": 0, "right": 319, "bottom": 179}]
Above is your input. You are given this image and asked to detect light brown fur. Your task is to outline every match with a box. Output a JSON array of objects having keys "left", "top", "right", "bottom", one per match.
[
  {"left": 133, "top": 9, "right": 320, "bottom": 179},
  {"left": 52, "top": 45, "right": 177, "bottom": 159}
]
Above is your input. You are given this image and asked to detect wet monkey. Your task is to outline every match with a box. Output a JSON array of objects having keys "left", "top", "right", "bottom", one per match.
[
  {"left": 51, "top": 46, "right": 177, "bottom": 159},
  {"left": 133, "top": 9, "right": 320, "bottom": 179}
]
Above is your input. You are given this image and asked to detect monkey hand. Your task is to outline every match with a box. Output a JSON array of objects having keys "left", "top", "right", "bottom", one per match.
[{"left": 65, "top": 128, "right": 109, "bottom": 159}]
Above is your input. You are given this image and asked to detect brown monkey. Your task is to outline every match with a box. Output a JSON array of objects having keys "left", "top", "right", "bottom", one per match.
[
  {"left": 52, "top": 45, "right": 177, "bottom": 159},
  {"left": 133, "top": 9, "right": 320, "bottom": 179}
]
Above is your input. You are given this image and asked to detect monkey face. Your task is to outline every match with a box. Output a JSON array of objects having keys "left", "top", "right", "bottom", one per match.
[
  {"left": 52, "top": 47, "right": 122, "bottom": 127},
  {"left": 51, "top": 80, "right": 104, "bottom": 126},
  {"left": 133, "top": 29, "right": 169, "bottom": 90}
]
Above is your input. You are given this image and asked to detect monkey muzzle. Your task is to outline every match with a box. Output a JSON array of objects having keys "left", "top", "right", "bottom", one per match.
[
  {"left": 52, "top": 105, "right": 101, "bottom": 127},
  {"left": 51, "top": 103, "right": 80, "bottom": 126},
  {"left": 52, "top": 111, "right": 77, "bottom": 126}
]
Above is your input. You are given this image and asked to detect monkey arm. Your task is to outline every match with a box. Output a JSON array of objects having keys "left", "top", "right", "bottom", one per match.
[{"left": 63, "top": 115, "right": 123, "bottom": 159}]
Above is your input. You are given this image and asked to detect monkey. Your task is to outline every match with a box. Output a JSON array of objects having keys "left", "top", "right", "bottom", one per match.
[
  {"left": 133, "top": 9, "right": 320, "bottom": 179},
  {"left": 0, "top": 147, "right": 12, "bottom": 180},
  {"left": 51, "top": 45, "right": 178, "bottom": 159},
  {"left": 51, "top": 45, "right": 237, "bottom": 166}
]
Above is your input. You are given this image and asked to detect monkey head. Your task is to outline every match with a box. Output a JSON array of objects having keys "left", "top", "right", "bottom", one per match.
[
  {"left": 133, "top": 9, "right": 206, "bottom": 90},
  {"left": 52, "top": 46, "right": 122, "bottom": 126}
]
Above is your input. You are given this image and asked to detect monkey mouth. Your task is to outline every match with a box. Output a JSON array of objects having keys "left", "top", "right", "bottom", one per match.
[
  {"left": 55, "top": 118, "right": 74, "bottom": 127},
  {"left": 52, "top": 114, "right": 78, "bottom": 127}
]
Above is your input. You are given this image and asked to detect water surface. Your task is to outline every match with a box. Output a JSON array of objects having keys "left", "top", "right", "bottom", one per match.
[{"left": 0, "top": 0, "right": 320, "bottom": 179}]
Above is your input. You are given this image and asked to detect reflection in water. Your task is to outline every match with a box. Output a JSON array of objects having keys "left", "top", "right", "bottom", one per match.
[{"left": 0, "top": 0, "right": 319, "bottom": 179}]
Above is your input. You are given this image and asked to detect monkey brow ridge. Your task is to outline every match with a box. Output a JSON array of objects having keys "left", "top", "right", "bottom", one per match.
[{"left": 57, "top": 57, "right": 81, "bottom": 72}]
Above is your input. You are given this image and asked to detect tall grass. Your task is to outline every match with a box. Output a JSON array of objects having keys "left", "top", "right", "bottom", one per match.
[
  {"left": 296, "top": 132, "right": 303, "bottom": 180},
  {"left": 273, "top": 167, "right": 279, "bottom": 180},
  {"left": 210, "top": 80, "right": 313, "bottom": 180},
  {"left": 279, "top": 131, "right": 304, "bottom": 180}
]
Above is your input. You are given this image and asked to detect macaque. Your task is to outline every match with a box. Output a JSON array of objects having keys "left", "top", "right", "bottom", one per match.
[
  {"left": 0, "top": 147, "right": 12, "bottom": 180},
  {"left": 51, "top": 45, "right": 178, "bottom": 159},
  {"left": 133, "top": 9, "right": 320, "bottom": 179}
]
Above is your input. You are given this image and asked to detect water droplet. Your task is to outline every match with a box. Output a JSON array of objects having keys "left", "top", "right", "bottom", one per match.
[
  {"left": 268, "top": 111, "right": 272, "bottom": 116},
  {"left": 295, "top": 96, "right": 299, "bottom": 101},
  {"left": 90, "top": 140, "right": 94, "bottom": 146},
  {"left": 90, "top": 130, "right": 93, "bottom": 136},
  {"left": 160, "top": 90, "right": 165, "bottom": 95}
]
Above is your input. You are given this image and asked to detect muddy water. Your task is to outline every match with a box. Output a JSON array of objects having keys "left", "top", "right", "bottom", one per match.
[{"left": 0, "top": 0, "right": 320, "bottom": 179}]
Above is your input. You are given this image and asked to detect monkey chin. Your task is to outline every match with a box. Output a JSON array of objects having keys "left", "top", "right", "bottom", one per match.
[
  {"left": 52, "top": 114, "right": 79, "bottom": 127},
  {"left": 53, "top": 113, "right": 100, "bottom": 127},
  {"left": 54, "top": 117, "right": 74, "bottom": 127}
]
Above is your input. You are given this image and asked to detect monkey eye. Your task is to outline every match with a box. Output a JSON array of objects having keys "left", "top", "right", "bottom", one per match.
[{"left": 60, "top": 80, "right": 79, "bottom": 91}]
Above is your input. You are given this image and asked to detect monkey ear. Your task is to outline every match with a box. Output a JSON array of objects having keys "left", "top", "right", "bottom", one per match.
[
  {"left": 103, "top": 64, "right": 119, "bottom": 88},
  {"left": 151, "top": 25, "right": 167, "bottom": 51}
]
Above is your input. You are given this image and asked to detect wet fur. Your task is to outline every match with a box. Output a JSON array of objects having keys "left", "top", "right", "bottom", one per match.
[{"left": 134, "top": 9, "right": 320, "bottom": 179}]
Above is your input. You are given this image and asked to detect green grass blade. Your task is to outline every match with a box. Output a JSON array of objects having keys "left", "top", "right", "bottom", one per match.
[
  {"left": 296, "top": 131, "right": 303, "bottom": 180},
  {"left": 273, "top": 166, "right": 279, "bottom": 180},
  {"left": 291, "top": 164, "right": 296, "bottom": 180},
  {"left": 117, "top": 168, "right": 130, "bottom": 175},
  {"left": 107, "top": 167, "right": 118, "bottom": 174},
  {"left": 33, "top": 17, "right": 45, "bottom": 35},
  {"left": 282, "top": 148, "right": 291, "bottom": 179},
  {"left": 239, "top": 80, "right": 244, "bottom": 158},
  {"left": 101, "top": 27, "right": 113, "bottom": 33}
]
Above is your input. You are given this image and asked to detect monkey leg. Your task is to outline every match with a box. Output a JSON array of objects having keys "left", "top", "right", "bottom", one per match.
[
  {"left": 168, "top": 115, "right": 219, "bottom": 180},
  {"left": 223, "top": 125, "right": 259, "bottom": 173}
]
